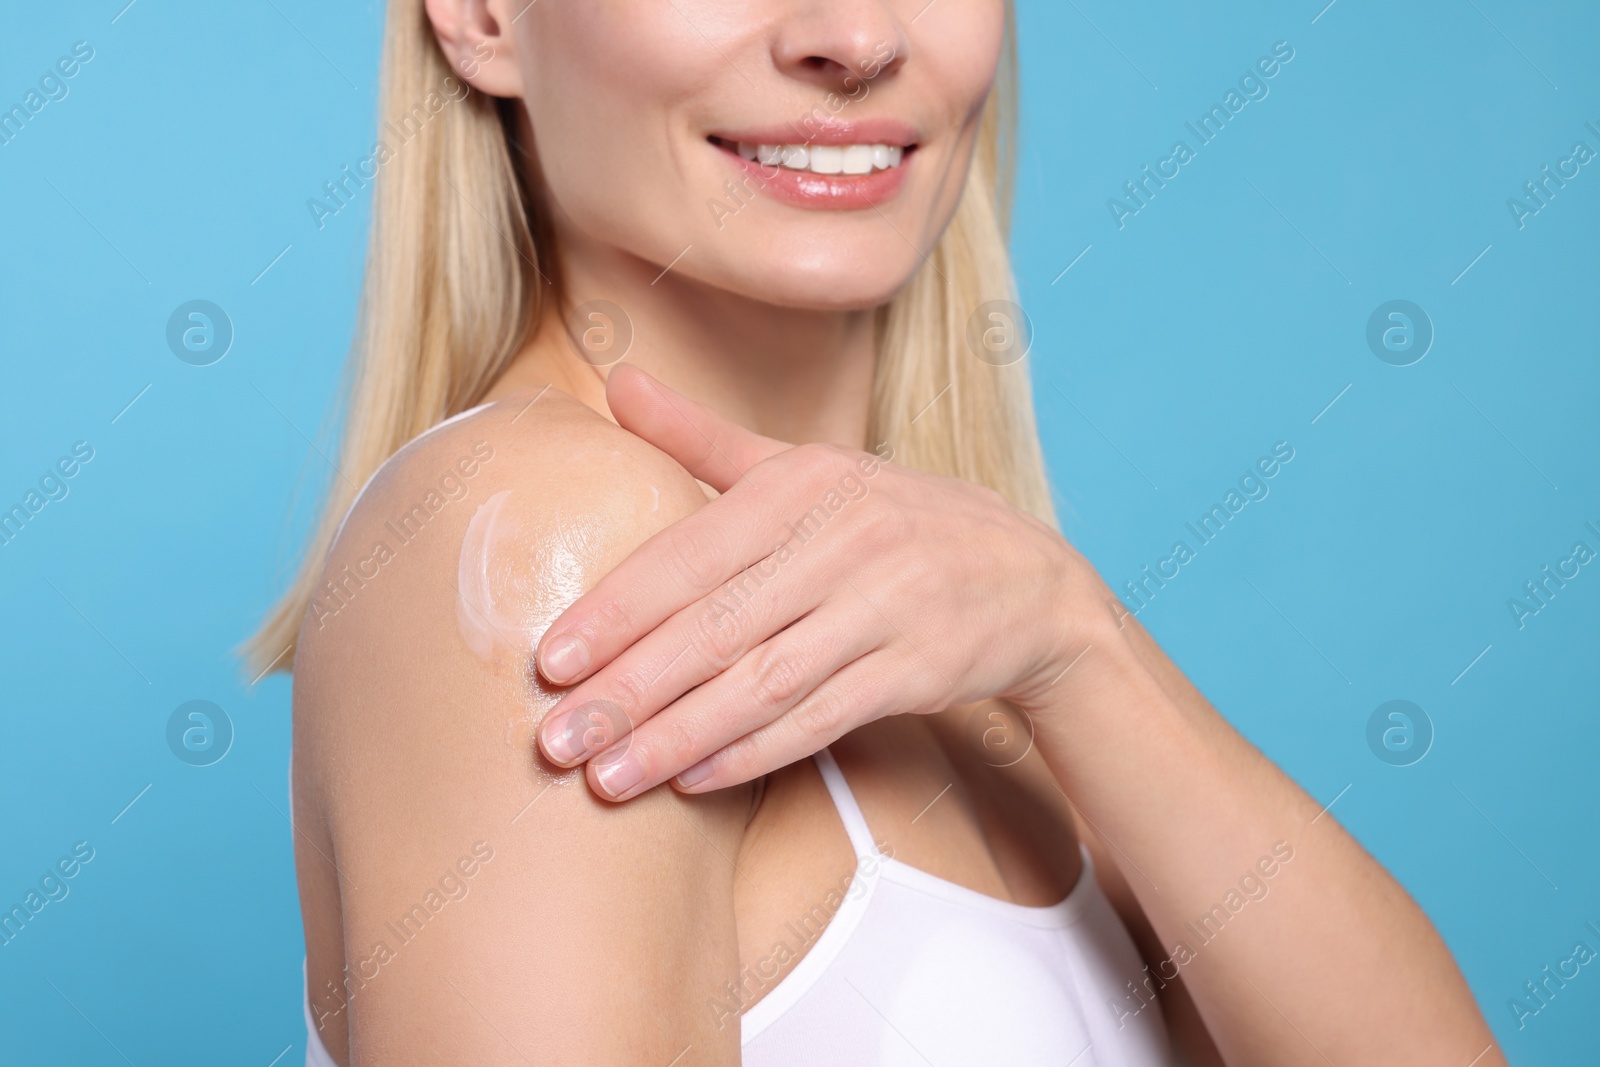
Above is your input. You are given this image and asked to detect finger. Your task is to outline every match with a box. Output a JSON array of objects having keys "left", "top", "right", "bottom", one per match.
[
  {"left": 583, "top": 609, "right": 884, "bottom": 802},
  {"left": 536, "top": 443, "right": 854, "bottom": 687},
  {"left": 606, "top": 363, "right": 788, "bottom": 492},
  {"left": 538, "top": 535, "right": 836, "bottom": 767},
  {"left": 669, "top": 651, "right": 899, "bottom": 794}
]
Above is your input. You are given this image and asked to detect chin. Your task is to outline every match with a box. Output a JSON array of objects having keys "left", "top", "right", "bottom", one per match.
[{"left": 680, "top": 227, "right": 926, "bottom": 312}]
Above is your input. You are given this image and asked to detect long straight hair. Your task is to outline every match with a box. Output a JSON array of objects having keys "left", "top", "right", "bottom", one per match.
[{"left": 247, "top": 1, "right": 1053, "bottom": 676}]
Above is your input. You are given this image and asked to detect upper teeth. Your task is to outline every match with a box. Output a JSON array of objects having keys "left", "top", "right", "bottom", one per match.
[{"left": 737, "top": 141, "right": 904, "bottom": 175}]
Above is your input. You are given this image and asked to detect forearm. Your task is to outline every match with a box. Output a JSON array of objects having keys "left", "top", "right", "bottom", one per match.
[{"left": 1033, "top": 604, "right": 1499, "bottom": 1066}]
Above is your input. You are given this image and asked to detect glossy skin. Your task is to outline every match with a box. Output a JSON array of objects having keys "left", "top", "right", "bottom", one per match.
[{"left": 290, "top": 0, "right": 1504, "bottom": 1064}]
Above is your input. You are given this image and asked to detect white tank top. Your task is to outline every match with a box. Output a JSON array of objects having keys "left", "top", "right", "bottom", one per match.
[{"left": 303, "top": 748, "right": 1173, "bottom": 1066}]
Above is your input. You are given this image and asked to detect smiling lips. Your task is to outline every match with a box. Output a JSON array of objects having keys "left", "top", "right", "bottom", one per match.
[{"left": 709, "top": 127, "right": 916, "bottom": 210}]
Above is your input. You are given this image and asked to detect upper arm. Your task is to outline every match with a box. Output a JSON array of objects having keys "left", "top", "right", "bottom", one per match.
[{"left": 293, "top": 399, "right": 749, "bottom": 1066}]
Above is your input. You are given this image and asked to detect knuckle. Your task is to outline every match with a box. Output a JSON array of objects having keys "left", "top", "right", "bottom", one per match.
[
  {"left": 863, "top": 502, "right": 914, "bottom": 551},
  {"left": 904, "top": 685, "right": 945, "bottom": 718},
  {"left": 749, "top": 645, "right": 810, "bottom": 712},
  {"left": 797, "top": 442, "right": 854, "bottom": 482},
  {"left": 793, "top": 440, "right": 836, "bottom": 467},
  {"left": 892, "top": 551, "right": 938, "bottom": 596},
  {"left": 695, "top": 600, "right": 748, "bottom": 668},
  {"left": 792, "top": 685, "right": 852, "bottom": 742},
  {"left": 721, "top": 564, "right": 767, "bottom": 609},
  {"left": 665, "top": 525, "right": 727, "bottom": 591},
  {"left": 822, "top": 442, "right": 860, "bottom": 473}
]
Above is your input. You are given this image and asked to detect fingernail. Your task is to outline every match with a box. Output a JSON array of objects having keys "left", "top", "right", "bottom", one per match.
[
  {"left": 540, "top": 711, "right": 588, "bottom": 764},
  {"left": 542, "top": 699, "right": 628, "bottom": 766},
  {"left": 594, "top": 752, "right": 646, "bottom": 798},
  {"left": 676, "top": 757, "right": 715, "bottom": 791},
  {"left": 541, "top": 634, "right": 590, "bottom": 684}
]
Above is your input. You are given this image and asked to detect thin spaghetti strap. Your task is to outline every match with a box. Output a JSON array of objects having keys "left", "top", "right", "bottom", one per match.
[{"left": 812, "top": 749, "right": 881, "bottom": 859}]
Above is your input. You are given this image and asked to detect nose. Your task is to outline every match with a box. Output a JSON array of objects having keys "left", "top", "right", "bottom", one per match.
[{"left": 769, "top": 0, "right": 910, "bottom": 92}]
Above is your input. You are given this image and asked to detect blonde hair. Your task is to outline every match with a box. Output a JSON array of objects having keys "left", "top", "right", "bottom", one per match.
[{"left": 247, "top": 1, "right": 1053, "bottom": 676}]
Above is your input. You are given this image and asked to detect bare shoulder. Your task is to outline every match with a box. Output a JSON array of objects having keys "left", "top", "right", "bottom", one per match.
[
  {"left": 295, "top": 389, "right": 716, "bottom": 757},
  {"left": 292, "top": 389, "right": 746, "bottom": 1065},
  {"left": 302, "top": 390, "right": 699, "bottom": 643}
]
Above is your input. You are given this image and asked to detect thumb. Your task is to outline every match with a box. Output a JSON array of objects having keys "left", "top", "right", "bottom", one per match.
[{"left": 605, "top": 363, "right": 789, "bottom": 492}]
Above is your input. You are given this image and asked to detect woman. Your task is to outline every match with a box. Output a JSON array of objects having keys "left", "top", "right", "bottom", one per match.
[{"left": 249, "top": 1, "right": 1501, "bottom": 1063}]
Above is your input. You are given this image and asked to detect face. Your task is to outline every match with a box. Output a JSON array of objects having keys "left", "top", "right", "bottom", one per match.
[{"left": 442, "top": 0, "right": 1006, "bottom": 311}]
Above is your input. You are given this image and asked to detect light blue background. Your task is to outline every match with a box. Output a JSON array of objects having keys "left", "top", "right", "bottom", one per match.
[{"left": 1, "top": 1, "right": 1594, "bottom": 1062}]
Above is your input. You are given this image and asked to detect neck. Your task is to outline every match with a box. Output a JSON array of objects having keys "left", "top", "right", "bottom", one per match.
[{"left": 490, "top": 229, "right": 879, "bottom": 450}]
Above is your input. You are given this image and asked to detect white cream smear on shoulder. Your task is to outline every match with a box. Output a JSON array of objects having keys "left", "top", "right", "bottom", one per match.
[
  {"left": 457, "top": 490, "right": 518, "bottom": 660},
  {"left": 456, "top": 491, "right": 592, "bottom": 780},
  {"left": 456, "top": 490, "right": 590, "bottom": 662}
]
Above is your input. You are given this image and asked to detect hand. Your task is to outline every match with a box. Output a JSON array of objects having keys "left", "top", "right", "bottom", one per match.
[{"left": 535, "top": 364, "right": 1100, "bottom": 801}]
